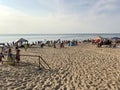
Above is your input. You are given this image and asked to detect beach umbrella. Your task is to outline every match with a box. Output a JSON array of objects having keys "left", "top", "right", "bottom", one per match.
[
  {"left": 93, "top": 36, "right": 103, "bottom": 41},
  {"left": 93, "top": 36, "right": 102, "bottom": 39},
  {"left": 111, "top": 37, "right": 120, "bottom": 40},
  {"left": 92, "top": 36, "right": 101, "bottom": 43},
  {"left": 92, "top": 36, "right": 108, "bottom": 43},
  {"left": 111, "top": 37, "right": 120, "bottom": 43},
  {"left": 16, "top": 38, "right": 28, "bottom": 44}
]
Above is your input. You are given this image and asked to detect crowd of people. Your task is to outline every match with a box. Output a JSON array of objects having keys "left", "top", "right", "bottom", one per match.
[
  {"left": 31, "top": 39, "right": 78, "bottom": 48},
  {"left": 0, "top": 39, "right": 79, "bottom": 66}
]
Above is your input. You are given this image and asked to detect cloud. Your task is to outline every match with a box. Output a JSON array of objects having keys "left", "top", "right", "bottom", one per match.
[
  {"left": 45, "top": 0, "right": 119, "bottom": 16},
  {"left": 90, "top": 0, "right": 119, "bottom": 15},
  {"left": 0, "top": 5, "right": 84, "bottom": 34},
  {"left": 0, "top": 1, "right": 120, "bottom": 34}
]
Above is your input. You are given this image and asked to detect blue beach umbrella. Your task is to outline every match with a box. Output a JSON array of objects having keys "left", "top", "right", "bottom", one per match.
[
  {"left": 111, "top": 37, "right": 120, "bottom": 40},
  {"left": 111, "top": 37, "right": 120, "bottom": 43}
]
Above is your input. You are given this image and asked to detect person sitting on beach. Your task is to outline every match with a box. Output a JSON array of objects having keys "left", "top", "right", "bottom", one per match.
[
  {"left": 7, "top": 49, "right": 15, "bottom": 66},
  {"left": 15, "top": 49, "right": 20, "bottom": 64},
  {"left": 0, "top": 52, "right": 4, "bottom": 64}
]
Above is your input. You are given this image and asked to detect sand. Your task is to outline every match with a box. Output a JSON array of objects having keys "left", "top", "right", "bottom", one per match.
[{"left": 0, "top": 43, "right": 120, "bottom": 90}]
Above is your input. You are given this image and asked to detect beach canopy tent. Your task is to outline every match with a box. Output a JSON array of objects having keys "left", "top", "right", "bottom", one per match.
[
  {"left": 0, "top": 43, "right": 5, "bottom": 45},
  {"left": 16, "top": 38, "right": 28, "bottom": 43},
  {"left": 0, "top": 43, "right": 5, "bottom": 47},
  {"left": 15, "top": 38, "right": 28, "bottom": 46}
]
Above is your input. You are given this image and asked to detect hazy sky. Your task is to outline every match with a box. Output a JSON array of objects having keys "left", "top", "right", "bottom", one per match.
[{"left": 0, "top": 0, "right": 120, "bottom": 34}]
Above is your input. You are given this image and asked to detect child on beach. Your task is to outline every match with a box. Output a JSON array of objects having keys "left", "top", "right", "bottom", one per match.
[{"left": 0, "top": 52, "right": 4, "bottom": 64}]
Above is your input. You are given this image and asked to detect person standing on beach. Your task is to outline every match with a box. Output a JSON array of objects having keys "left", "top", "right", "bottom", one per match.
[
  {"left": 15, "top": 49, "right": 20, "bottom": 64},
  {"left": 60, "top": 41, "right": 64, "bottom": 48},
  {"left": 0, "top": 52, "right": 4, "bottom": 64},
  {"left": 1, "top": 46, "right": 5, "bottom": 54},
  {"left": 15, "top": 45, "right": 19, "bottom": 50},
  {"left": 24, "top": 44, "right": 28, "bottom": 51},
  {"left": 7, "top": 49, "right": 15, "bottom": 66},
  {"left": 53, "top": 41, "right": 56, "bottom": 48}
]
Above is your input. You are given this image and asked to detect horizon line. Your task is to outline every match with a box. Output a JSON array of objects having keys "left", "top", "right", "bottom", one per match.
[{"left": 0, "top": 33, "right": 120, "bottom": 35}]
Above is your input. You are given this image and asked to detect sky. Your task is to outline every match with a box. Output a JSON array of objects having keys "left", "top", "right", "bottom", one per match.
[{"left": 0, "top": 0, "right": 120, "bottom": 34}]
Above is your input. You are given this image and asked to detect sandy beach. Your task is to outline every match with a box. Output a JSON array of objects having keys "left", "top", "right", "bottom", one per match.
[{"left": 0, "top": 43, "right": 120, "bottom": 90}]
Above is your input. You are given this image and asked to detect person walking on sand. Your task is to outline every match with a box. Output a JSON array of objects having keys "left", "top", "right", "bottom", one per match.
[{"left": 0, "top": 52, "right": 4, "bottom": 64}]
